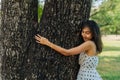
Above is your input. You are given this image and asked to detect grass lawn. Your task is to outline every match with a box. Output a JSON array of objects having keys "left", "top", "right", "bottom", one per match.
[{"left": 97, "top": 40, "right": 120, "bottom": 80}]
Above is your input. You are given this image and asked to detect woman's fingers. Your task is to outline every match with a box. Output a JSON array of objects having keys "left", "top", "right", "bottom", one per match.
[
  {"left": 34, "top": 35, "right": 38, "bottom": 39},
  {"left": 37, "top": 34, "right": 41, "bottom": 38},
  {"left": 35, "top": 36, "right": 41, "bottom": 42},
  {"left": 36, "top": 40, "right": 41, "bottom": 44},
  {"left": 35, "top": 34, "right": 48, "bottom": 45}
]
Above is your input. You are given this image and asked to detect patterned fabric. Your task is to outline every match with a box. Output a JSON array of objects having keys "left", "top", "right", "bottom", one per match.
[{"left": 76, "top": 52, "right": 102, "bottom": 80}]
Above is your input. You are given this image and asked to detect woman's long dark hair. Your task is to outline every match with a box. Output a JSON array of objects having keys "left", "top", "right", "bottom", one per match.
[{"left": 79, "top": 20, "right": 103, "bottom": 53}]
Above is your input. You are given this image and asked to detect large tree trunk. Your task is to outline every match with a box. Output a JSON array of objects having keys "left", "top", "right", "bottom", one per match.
[
  {"left": 1, "top": 0, "right": 38, "bottom": 80},
  {"left": 37, "top": 0, "right": 92, "bottom": 80},
  {"left": 1, "top": 0, "right": 92, "bottom": 80}
]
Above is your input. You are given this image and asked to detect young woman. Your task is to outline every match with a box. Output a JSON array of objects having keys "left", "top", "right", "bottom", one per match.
[{"left": 35, "top": 20, "right": 103, "bottom": 80}]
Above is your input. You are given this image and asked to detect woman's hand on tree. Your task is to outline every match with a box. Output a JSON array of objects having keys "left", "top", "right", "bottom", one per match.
[{"left": 35, "top": 34, "right": 49, "bottom": 46}]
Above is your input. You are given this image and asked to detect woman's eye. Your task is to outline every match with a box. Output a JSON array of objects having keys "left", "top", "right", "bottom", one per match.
[
  {"left": 82, "top": 31, "right": 91, "bottom": 34},
  {"left": 86, "top": 32, "right": 90, "bottom": 34},
  {"left": 86, "top": 31, "right": 91, "bottom": 34}
]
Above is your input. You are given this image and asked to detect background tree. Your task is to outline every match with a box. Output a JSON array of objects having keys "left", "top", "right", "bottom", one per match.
[
  {"left": 90, "top": 0, "right": 120, "bottom": 34},
  {"left": 1, "top": 0, "right": 92, "bottom": 80}
]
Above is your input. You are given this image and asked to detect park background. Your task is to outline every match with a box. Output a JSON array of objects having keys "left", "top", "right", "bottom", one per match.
[{"left": 0, "top": 0, "right": 120, "bottom": 80}]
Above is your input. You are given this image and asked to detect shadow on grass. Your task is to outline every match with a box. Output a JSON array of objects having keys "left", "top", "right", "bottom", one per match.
[{"left": 103, "top": 46, "right": 120, "bottom": 51}]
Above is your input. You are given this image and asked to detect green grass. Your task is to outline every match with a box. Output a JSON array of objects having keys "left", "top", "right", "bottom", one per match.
[{"left": 97, "top": 40, "right": 120, "bottom": 80}]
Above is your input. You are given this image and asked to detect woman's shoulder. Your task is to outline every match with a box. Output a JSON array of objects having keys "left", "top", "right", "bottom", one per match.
[
  {"left": 84, "top": 41, "right": 97, "bottom": 56},
  {"left": 84, "top": 40, "right": 96, "bottom": 47}
]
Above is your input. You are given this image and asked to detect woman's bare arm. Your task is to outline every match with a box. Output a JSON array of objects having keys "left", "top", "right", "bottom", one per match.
[{"left": 35, "top": 34, "right": 93, "bottom": 56}]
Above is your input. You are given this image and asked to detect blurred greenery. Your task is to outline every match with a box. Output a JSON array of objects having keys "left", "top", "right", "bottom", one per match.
[
  {"left": 38, "top": 4, "right": 44, "bottom": 22},
  {"left": 97, "top": 40, "right": 120, "bottom": 80},
  {"left": 90, "top": 0, "right": 120, "bottom": 35}
]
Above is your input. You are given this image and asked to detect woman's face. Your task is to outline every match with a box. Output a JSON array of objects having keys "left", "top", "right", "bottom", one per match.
[{"left": 81, "top": 26, "right": 93, "bottom": 41}]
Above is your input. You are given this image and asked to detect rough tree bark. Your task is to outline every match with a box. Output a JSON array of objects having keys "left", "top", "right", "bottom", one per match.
[
  {"left": 1, "top": 0, "right": 92, "bottom": 80},
  {"left": 1, "top": 0, "right": 38, "bottom": 80},
  {"left": 37, "top": 0, "right": 92, "bottom": 80}
]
